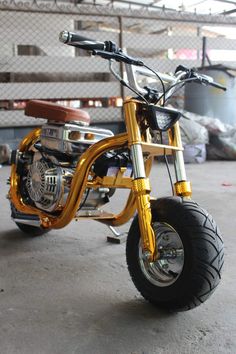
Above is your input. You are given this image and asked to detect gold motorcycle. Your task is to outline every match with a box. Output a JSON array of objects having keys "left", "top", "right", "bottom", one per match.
[{"left": 8, "top": 31, "right": 225, "bottom": 311}]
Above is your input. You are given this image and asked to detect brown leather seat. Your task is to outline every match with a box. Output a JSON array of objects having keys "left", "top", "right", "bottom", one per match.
[{"left": 25, "top": 100, "right": 90, "bottom": 125}]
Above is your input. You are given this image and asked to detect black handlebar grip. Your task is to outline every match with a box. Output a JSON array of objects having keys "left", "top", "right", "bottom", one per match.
[
  {"left": 59, "top": 30, "right": 105, "bottom": 51},
  {"left": 210, "top": 81, "right": 227, "bottom": 91}
]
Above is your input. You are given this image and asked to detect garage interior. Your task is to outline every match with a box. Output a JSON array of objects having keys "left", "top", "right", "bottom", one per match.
[{"left": 0, "top": 0, "right": 236, "bottom": 353}]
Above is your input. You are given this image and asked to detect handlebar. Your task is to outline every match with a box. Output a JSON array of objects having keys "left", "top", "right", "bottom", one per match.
[
  {"left": 59, "top": 30, "right": 144, "bottom": 66},
  {"left": 59, "top": 31, "right": 227, "bottom": 100},
  {"left": 59, "top": 30, "right": 114, "bottom": 52}
]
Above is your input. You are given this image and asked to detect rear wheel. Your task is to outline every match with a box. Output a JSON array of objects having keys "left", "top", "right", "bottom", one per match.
[
  {"left": 11, "top": 203, "right": 49, "bottom": 236},
  {"left": 14, "top": 222, "right": 48, "bottom": 236},
  {"left": 126, "top": 197, "right": 224, "bottom": 311}
]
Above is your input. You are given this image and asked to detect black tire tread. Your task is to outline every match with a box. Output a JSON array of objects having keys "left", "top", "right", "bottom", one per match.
[
  {"left": 15, "top": 222, "right": 48, "bottom": 236},
  {"left": 11, "top": 203, "right": 48, "bottom": 236},
  {"left": 126, "top": 197, "right": 224, "bottom": 311}
]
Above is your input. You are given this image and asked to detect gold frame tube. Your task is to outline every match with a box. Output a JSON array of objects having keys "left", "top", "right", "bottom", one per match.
[
  {"left": 10, "top": 98, "right": 190, "bottom": 254},
  {"left": 10, "top": 129, "right": 131, "bottom": 229},
  {"left": 98, "top": 156, "right": 153, "bottom": 226}
]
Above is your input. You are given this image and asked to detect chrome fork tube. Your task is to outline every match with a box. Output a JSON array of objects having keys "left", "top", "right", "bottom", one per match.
[
  {"left": 171, "top": 123, "right": 187, "bottom": 182},
  {"left": 130, "top": 144, "right": 146, "bottom": 178},
  {"left": 174, "top": 150, "right": 187, "bottom": 182},
  {"left": 171, "top": 123, "right": 192, "bottom": 198}
]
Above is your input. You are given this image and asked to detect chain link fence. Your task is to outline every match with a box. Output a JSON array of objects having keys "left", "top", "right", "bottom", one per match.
[{"left": 0, "top": 0, "right": 236, "bottom": 131}]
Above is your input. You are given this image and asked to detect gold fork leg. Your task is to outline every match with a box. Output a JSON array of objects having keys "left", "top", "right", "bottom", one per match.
[{"left": 132, "top": 178, "right": 156, "bottom": 261}]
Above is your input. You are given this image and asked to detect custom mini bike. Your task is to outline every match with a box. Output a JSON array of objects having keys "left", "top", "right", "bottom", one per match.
[{"left": 8, "top": 31, "right": 225, "bottom": 311}]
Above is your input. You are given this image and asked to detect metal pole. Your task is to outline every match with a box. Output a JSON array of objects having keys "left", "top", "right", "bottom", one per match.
[
  {"left": 118, "top": 15, "right": 125, "bottom": 121},
  {"left": 202, "top": 36, "right": 206, "bottom": 67},
  {"left": 118, "top": 16, "right": 125, "bottom": 101},
  {"left": 197, "top": 26, "right": 201, "bottom": 61}
]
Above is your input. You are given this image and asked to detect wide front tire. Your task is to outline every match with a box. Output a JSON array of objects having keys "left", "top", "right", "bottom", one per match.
[{"left": 126, "top": 197, "right": 224, "bottom": 311}]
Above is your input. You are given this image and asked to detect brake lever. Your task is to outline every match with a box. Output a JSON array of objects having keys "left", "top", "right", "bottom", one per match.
[
  {"left": 93, "top": 50, "right": 144, "bottom": 66},
  {"left": 208, "top": 81, "right": 227, "bottom": 91},
  {"left": 191, "top": 71, "right": 227, "bottom": 91},
  {"left": 92, "top": 50, "right": 116, "bottom": 60}
]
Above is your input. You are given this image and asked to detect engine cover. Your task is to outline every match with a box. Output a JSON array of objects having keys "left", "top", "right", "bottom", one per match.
[
  {"left": 22, "top": 122, "right": 115, "bottom": 213},
  {"left": 24, "top": 154, "right": 114, "bottom": 213},
  {"left": 40, "top": 122, "right": 114, "bottom": 155},
  {"left": 26, "top": 158, "right": 64, "bottom": 211}
]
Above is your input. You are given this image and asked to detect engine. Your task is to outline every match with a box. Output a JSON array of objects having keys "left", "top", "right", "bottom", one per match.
[
  {"left": 15, "top": 121, "right": 131, "bottom": 216},
  {"left": 25, "top": 155, "right": 66, "bottom": 212}
]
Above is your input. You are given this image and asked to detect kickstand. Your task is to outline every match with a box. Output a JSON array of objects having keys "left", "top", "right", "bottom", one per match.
[{"left": 107, "top": 225, "right": 127, "bottom": 244}]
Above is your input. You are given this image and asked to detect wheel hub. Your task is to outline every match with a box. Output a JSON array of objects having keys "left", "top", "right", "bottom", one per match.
[{"left": 139, "top": 222, "right": 184, "bottom": 287}]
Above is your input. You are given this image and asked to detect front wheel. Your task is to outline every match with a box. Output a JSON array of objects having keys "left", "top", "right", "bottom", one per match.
[{"left": 126, "top": 197, "right": 224, "bottom": 311}]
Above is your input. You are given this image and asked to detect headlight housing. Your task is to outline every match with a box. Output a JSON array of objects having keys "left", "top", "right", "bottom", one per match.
[{"left": 144, "top": 105, "right": 181, "bottom": 131}]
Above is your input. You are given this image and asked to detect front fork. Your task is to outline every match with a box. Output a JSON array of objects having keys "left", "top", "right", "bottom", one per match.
[
  {"left": 125, "top": 100, "right": 191, "bottom": 262},
  {"left": 131, "top": 144, "right": 156, "bottom": 261},
  {"left": 171, "top": 123, "right": 192, "bottom": 197}
]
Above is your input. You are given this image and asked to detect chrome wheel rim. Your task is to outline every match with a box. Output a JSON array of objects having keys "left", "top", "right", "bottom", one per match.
[{"left": 139, "top": 222, "right": 184, "bottom": 287}]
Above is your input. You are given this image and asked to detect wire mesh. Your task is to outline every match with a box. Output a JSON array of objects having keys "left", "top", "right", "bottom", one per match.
[{"left": 0, "top": 0, "right": 236, "bottom": 127}]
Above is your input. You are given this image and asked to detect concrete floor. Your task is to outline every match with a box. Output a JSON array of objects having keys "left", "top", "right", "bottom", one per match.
[{"left": 0, "top": 161, "right": 235, "bottom": 354}]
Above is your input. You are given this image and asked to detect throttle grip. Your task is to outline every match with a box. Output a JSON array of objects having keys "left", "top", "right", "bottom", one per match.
[{"left": 59, "top": 30, "right": 106, "bottom": 51}]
